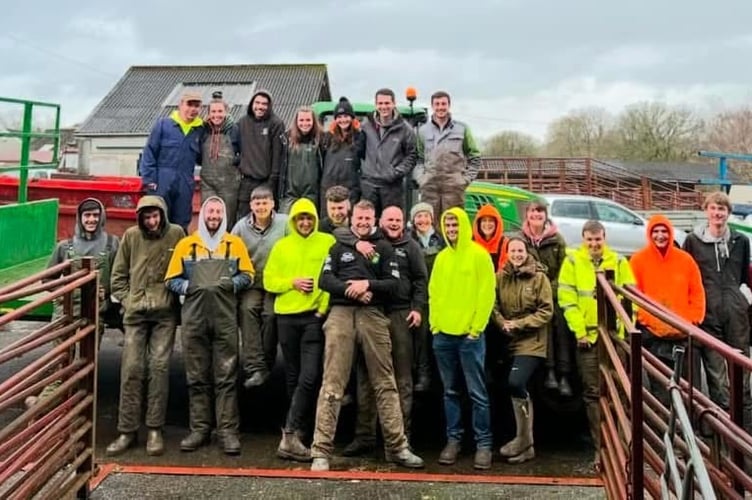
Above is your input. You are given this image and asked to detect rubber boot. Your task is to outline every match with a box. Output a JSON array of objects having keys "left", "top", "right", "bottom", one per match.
[
  {"left": 500, "top": 397, "right": 534, "bottom": 458},
  {"left": 277, "top": 429, "right": 312, "bottom": 462},
  {"left": 508, "top": 398, "right": 535, "bottom": 464},
  {"left": 544, "top": 369, "right": 559, "bottom": 390}
]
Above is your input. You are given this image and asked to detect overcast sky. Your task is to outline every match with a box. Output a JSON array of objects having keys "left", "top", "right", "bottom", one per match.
[{"left": 2, "top": 0, "right": 751, "bottom": 141}]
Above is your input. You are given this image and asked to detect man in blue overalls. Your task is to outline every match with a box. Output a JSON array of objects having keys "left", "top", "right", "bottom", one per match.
[{"left": 140, "top": 90, "right": 204, "bottom": 233}]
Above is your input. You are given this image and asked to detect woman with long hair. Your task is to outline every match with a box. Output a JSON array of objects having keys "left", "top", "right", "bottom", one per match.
[
  {"left": 320, "top": 97, "right": 362, "bottom": 207},
  {"left": 518, "top": 201, "right": 572, "bottom": 396},
  {"left": 278, "top": 106, "right": 323, "bottom": 213},
  {"left": 492, "top": 236, "right": 553, "bottom": 464}
]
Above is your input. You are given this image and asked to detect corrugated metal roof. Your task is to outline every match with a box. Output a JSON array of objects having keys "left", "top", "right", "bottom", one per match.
[{"left": 76, "top": 64, "right": 331, "bottom": 136}]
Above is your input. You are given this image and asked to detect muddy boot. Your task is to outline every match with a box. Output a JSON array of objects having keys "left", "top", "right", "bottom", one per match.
[
  {"left": 220, "top": 433, "right": 241, "bottom": 455},
  {"left": 558, "top": 375, "right": 573, "bottom": 397},
  {"left": 386, "top": 448, "right": 425, "bottom": 469},
  {"left": 342, "top": 438, "right": 376, "bottom": 457},
  {"left": 146, "top": 428, "right": 164, "bottom": 456},
  {"left": 500, "top": 397, "right": 533, "bottom": 458},
  {"left": 438, "top": 440, "right": 461, "bottom": 465},
  {"left": 106, "top": 433, "right": 136, "bottom": 457},
  {"left": 474, "top": 448, "right": 493, "bottom": 470},
  {"left": 243, "top": 371, "right": 269, "bottom": 389},
  {"left": 311, "top": 457, "right": 329, "bottom": 471},
  {"left": 277, "top": 429, "right": 312, "bottom": 462},
  {"left": 180, "top": 432, "right": 210, "bottom": 452},
  {"left": 544, "top": 369, "right": 558, "bottom": 390}
]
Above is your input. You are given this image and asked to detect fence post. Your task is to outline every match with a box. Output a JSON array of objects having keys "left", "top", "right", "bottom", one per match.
[
  {"left": 76, "top": 257, "right": 98, "bottom": 500},
  {"left": 729, "top": 357, "right": 745, "bottom": 495}
]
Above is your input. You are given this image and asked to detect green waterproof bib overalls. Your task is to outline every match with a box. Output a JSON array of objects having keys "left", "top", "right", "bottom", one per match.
[{"left": 181, "top": 242, "right": 240, "bottom": 437}]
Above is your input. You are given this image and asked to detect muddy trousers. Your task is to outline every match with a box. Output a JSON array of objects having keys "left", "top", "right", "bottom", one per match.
[
  {"left": 278, "top": 312, "right": 324, "bottom": 434},
  {"left": 311, "top": 306, "right": 408, "bottom": 459},
  {"left": 545, "top": 305, "right": 573, "bottom": 374},
  {"left": 239, "top": 289, "right": 277, "bottom": 377},
  {"left": 419, "top": 182, "right": 465, "bottom": 224},
  {"left": 353, "top": 310, "right": 414, "bottom": 443},
  {"left": 576, "top": 342, "right": 600, "bottom": 450},
  {"left": 182, "top": 317, "right": 240, "bottom": 436},
  {"left": 116, "top": 318, "right": 177, "bottom": 433}
]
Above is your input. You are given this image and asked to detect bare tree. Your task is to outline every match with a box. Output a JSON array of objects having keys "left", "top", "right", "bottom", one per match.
[
  {"left": 615, "top": 101, "right": 703, "bottom": 161},
  {"left": 544, "top": 107, "right": 616, "bottom": 157},
  {"left": 483, "top": 130, "right": 540, "bottom": 156}
]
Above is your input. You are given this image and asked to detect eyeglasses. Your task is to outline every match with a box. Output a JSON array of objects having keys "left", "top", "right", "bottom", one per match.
[{"left": 185, "top": 100, "right": 202, "bottom": 108}]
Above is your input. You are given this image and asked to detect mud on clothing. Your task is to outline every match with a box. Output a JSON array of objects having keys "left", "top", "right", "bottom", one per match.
[
  {"left": 111, "top": 195, "right": 185, "bottom": 435},
  {"left": 165, "top": 200, "right": 254, "bottom": 437},
  {"left": 414, "top": 116, "right": 481, "bottom": 221},
  {"left": 140, "top": 111, "right": 203, "bottom": 230},
  {"left": 199, "top": 118, "right": 241, "bottom": 229},
  {"left": 48, "top": 197, "right": 120, "bottom": 334}
]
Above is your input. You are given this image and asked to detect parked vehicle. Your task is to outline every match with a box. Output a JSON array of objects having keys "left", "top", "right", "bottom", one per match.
[{"left": 542, "top": 194, "right": 686, "bottom": 256}]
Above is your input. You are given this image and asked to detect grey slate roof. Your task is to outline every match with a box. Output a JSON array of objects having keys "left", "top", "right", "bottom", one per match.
[
  {"left": 76, "top": 64, "right": 331, "bottom": 136},
  {"left": 607, "top": 160, "right": 745, "bottom": 184}
]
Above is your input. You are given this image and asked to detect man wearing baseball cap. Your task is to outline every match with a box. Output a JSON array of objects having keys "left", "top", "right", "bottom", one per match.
[{"left": 139, "top": 90, "right": 204, "bottom": 233}]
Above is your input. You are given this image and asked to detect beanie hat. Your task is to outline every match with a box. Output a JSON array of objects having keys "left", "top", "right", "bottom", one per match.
[
  {"left": 410, "top": 202, "right": 434, "bottom": 221},
  {"left": 79, "top": 199, "right": 101, "bottom": 213},
  {"left": 334, "top": 96, "right": 355, "bottom": 118}
]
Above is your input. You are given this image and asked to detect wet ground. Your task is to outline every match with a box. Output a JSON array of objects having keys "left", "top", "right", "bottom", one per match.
[
  {"left": 92, "top": 474, "right": 605, "bottom": 499},
  {"left": 1, "top": 321, "right": 602, "bottom": 497}
]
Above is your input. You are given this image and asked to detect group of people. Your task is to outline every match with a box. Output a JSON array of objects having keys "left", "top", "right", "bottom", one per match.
[
  {"left": 137, "top": 87, "right": 483, "bottom": 235},
  {"left": 41, "top": 84, "right": 752, "bottom": 472}
]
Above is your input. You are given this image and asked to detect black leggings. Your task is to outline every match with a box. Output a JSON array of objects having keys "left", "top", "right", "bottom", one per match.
[{"left": 508, "top": 355, "right": 542, "bottom": 398}]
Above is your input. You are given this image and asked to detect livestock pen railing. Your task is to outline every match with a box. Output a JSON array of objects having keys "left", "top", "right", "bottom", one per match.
[
  {"left": 595, "top": 270, "right": 752, "bottom": 499},
  {"left": 0, "top": 257, "right": 99, "bottom": 499}
]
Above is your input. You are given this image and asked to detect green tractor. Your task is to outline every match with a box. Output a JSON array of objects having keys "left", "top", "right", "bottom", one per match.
[{"left": 311, "top": 87, "right": 429, "bottom": 129}]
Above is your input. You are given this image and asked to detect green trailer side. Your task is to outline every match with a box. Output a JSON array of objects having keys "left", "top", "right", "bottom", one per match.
[{"left": 0, "top": 199, "right": 59, "bottom": 319}]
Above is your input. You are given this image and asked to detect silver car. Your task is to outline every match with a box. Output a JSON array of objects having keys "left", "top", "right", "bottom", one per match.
[{"left": 542, "top": 194, "right": 686, "bottom": 257}]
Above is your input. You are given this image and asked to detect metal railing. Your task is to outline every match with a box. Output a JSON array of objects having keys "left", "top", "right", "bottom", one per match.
[
  {"left": 596, "top": 270, "right": 752, "bottom": 499},
  {"left": 0, "top": 257, "right": 99, "bottom": 499},
  {"left": 477, "top": 157, "right": 704, "bottom": 211},
  {"left": 0, "top": 96, "right": 62, "bottom": 203}
]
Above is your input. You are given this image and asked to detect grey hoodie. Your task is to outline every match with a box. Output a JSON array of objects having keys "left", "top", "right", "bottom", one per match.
[{"left": 231, "top": 211, "right": 288, "bottom": 288}]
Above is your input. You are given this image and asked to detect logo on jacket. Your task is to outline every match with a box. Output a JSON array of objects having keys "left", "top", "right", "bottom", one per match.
[
  {"left": 262, "top": 128, "right": 268, "bottom": 136},
  {"left": 341, "top": 252, "right": 355, "bottom": 263},
  {"left": 395, "top": 248, "right": 407, "bottom": 258}
]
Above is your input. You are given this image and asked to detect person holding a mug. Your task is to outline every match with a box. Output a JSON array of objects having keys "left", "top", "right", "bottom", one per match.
[{"left": 263, "top": 198, "right": 336, "bottom": 462}]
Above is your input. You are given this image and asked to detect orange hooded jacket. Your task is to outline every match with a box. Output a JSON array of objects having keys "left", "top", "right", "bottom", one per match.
[
  {"left": 472, "top": 204, "right": 508, "bottom": 272},
  {"left": 629, "top": 215, "right": 706, "bottom": 338}
]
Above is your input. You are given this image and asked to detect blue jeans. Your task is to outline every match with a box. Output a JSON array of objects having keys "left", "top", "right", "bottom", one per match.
[{"left": 433, "top": 333, "right": 492, "bottom": 449}]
